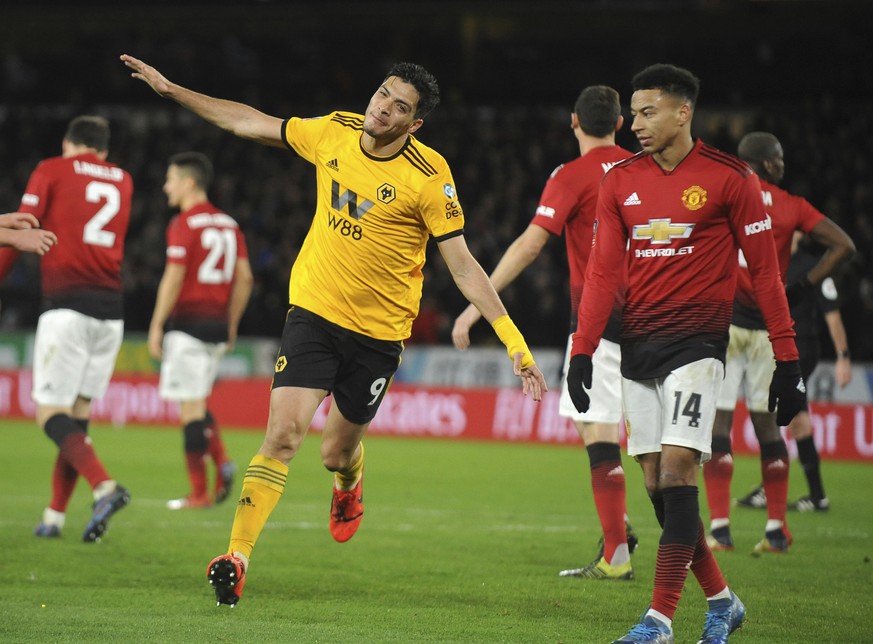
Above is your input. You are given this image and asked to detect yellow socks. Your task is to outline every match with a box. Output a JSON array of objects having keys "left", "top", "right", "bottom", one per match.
[
  {"left": 334, "top": 443, "right": 365, "bottom": 491},
  {"left": 226, "top": 447, "right": 365, "bottom": 558},
  {"left": 228, "top": 455, "right": 288, "bottom": 559}
]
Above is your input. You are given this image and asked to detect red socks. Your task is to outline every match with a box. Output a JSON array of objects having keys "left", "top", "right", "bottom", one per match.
[
  {"left": 690, "top": 519, "right": 727, "bottom": 596},
  {"left": 703, "top": 457, "right": 733, "bottom": 523},
  {"left": 591, "top": 459, "right": 628, "bottom": 561},
  {"left": 206, "top": 417, "right": 228, "bottom": 467},
  {"left": 587, "top": 442, "right": 628, "bottom": 562},
  {"left": 59, "top": 432, "right": 110, "bottom": 488},
  {"left": 760, "top": 440, "right": 790, "bottom": 526},
  {"left": 651, "top": 486, "right": 699, "bottom": 619},
  {"left": 49, "top": 453, "right": 79, "bottom": 512},
  {"left": 186, "top": 452, "right": 209, "bottom": 498}
]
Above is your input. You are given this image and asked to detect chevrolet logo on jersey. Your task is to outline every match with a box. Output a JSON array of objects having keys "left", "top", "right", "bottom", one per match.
[
  {"left": 331, "top": 180, "right": 375, "bottom": 220},
  {"left": 632, "top": 219, "right": 695, "bottom": 244}
]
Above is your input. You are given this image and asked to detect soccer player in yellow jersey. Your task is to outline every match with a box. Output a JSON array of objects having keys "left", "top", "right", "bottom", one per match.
[{"left": 121, "top": 54, "right": 548, "bottom": 607}]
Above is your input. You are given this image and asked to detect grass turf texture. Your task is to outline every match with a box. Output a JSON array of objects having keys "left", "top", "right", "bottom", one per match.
[{"left": 2, "top": 419, "right": 870, "bottom": 642}]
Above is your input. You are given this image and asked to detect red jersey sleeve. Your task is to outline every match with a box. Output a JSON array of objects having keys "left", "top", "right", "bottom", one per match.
[
  {"left": 165, "top": 216, "right": 190, "bottom": 266},
  {"left": 531, "top": 166, "right": 575, "bottom": 236},
  {"left": 0, "top": 171, "right": 38, "bottom": 277},
  {"left": 791, "top": 193, "right": 826, "bottom": 235},
  {"left": 572, "top": 176, "right": 626, "bottom": 357},
  {"left": 0, "top": 163, "right": 48, "bottom": 283},
  {"left": 731, "top": 172, "right": 798, "bottom": 361},
  {"left": 0, "top": 161, "right": 51, "bottom": 278},
  {"left": 18, "top": 162, "right": 51, "bottom": 221}
]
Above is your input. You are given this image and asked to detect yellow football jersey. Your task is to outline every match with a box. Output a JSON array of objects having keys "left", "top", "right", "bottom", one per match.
[{"left": 281, "top": 111, "right": 465, "bottom": 340}]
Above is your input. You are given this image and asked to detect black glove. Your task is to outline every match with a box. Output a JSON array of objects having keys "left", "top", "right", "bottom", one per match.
[
  {"left": 567, "top": 354, "right": 593, "bottom": 413},
  {"left": 768, "top": 359, "right": 807, "bottom": 426},
  {"left": 785, "top": 276, "right": 814, "bottom": 308}
]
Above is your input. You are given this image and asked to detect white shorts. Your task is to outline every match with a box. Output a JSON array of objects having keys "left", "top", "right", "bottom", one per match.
[
  {"left": 622, "top": 357, "right": 724, "bottom": 463},
  {"left": 716, "top": 325, "right": 774, "bottom": 412},
  {"left": 32, "top": 309, "right": 124, "bottom": 407},
  {"left": 159, "top": 330, "right": 226, "bottom": 401},
  {"left": 559, "top": 336, "right": 622, "bottom": 424}
]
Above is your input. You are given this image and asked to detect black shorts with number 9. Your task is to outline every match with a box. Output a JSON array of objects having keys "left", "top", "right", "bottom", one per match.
[{"left": 272, "top": 306, "right": 403, "bottom": 424}]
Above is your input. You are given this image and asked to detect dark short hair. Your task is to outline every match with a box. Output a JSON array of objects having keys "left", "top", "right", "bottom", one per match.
[
  {"left": 574, "top": 86, "right": 621, "bottom": 137},
  {"left": 737, "top": 131, "right": 781, "bottom": 167},
  {"left": 64, "top": 115, "right": 111, "bottom": 151},
  {"left": 168, "top": 151, "right": 214, "bottom": 191},
  {"left": 385, "top": 62, "right": 440, "bottom": 119},
  {"left": 632, "top": 63, "right": 700, "bottom": 107}
]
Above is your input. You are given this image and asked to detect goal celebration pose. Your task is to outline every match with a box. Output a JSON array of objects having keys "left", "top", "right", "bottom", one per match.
[{"left": 122, "top": 53, "right": 547, "bottom": 607}]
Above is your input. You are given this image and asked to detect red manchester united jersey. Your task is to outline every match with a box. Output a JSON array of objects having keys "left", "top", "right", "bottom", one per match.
[
  {"left": 532, "top": 145, "right": 632, "bottom": 339},
  {"left": 573, "top": 140, "right": 798, "bottom": 379},
  {"left": 165, "top": 201, "right": 248, "bottom": 342},
  {"left": 17, "top": 152, "right": 133, "bottom": 319},
  {"left": 732, "top": 178, "right": 826, "bottom": 329}
]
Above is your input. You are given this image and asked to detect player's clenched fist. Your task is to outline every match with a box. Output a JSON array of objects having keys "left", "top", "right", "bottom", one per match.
[
  {"left": 567, "top": 354, "right": 593, "bottom": 413},
  {"left": 768, "top": 359, "right": 807, "bottom": 426}
]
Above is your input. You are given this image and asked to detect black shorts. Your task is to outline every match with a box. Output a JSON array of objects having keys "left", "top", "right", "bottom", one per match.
[{"left": 272, "top": 306, "right": 403, "bottom": 424}]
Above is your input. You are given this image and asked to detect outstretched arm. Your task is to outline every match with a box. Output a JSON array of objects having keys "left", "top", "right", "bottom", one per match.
[
  {"left": 438, "top": 234, "right": 548, "bottom": 400},
  {"left": 120, "top": 54, "right": 285, "bottom": 148},
  {"left": 452, "top": 224, "right": 550, "bottom": 349}
]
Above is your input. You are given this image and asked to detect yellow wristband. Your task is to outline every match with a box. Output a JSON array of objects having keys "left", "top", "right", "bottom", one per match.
[{"left": 491, "top": 314, "right": 535, "bottom": 369}]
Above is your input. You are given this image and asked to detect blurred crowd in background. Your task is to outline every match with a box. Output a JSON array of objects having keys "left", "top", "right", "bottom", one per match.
[{"left": 1, "top": 1, "right": 871, "bottom": 356}]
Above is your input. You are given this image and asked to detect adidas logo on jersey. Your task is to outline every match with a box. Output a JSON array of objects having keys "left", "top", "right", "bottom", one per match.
[
  {"left": 326, "top": 158, "right": 339, "bottom": 171},
  {"left": 623, "top": 192, "right": 641, "bottom": 206}
]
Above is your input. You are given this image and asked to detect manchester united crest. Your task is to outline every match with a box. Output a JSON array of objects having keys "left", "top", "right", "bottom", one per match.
[{"left": 681, "top": 185, "right": 707, "bottom": 211}]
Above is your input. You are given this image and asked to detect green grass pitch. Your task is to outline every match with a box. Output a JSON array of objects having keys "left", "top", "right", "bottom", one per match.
[{"left": 2, "top": 419, "right": 870, "bottom": 642}]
